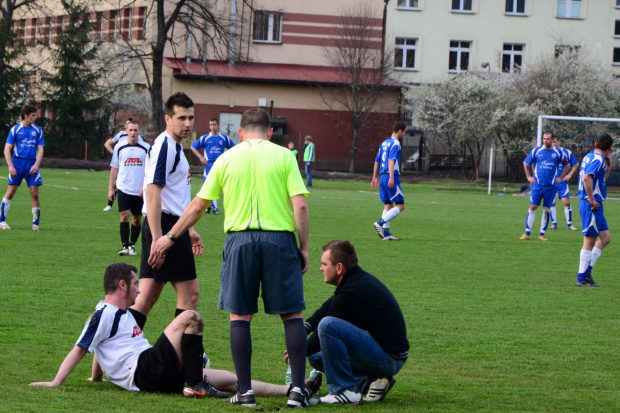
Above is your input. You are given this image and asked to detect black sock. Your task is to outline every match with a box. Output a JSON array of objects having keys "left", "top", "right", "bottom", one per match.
[
  {"left": 182, "top": 333, "right": 205, "bottom": 386},
  {"left": 230, "top": 320, "right": 252, "bottom": 394},
  {"left": 108, "top": 198, "right": 114, "bottom": 207},
  {"left": 131, "top": 224, "right": 141, "bottom": 245},
  {"left": 284, "top": 318, "right": 307, "bottom": 390},
  {"left": 175, "top": 308, "right": 187, "bottom": 318},
  {"left": 120, "top": 222, "right": 130, "bottom": 247},
  {"left": 128, "top": 308, "right": 147, "bottom": 329}
]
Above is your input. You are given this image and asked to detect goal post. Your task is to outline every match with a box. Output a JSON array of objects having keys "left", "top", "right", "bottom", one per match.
[{"left": 487, "top": 114, "right": 620, "bottom": 195}]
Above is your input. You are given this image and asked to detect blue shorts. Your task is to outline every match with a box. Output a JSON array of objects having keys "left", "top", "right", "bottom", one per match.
[
  {"left": 529, "top": 184, "right": 556, "bottom": 207},
  {"left": 555, "top": 182, "right": 570, "bottom": 199},
  {"left": 202, "top": 162, "right": 215, "bottom": 182},
  {"left": 379, "top": 174, "right": 405, "bottom": 204},
  {"left": 219, "top": 231, "right": 305, "bottom": 315},
  {"left": 8, "top": 157, "right": 42, "bottom": 187},
  {"left": 579, "top": 199, "right": 608, "bottom": 237}
]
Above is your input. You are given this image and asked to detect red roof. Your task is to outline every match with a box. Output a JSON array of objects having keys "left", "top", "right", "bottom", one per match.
[{"left": 164, "top": 58, "right": 403, "bottom": 88}]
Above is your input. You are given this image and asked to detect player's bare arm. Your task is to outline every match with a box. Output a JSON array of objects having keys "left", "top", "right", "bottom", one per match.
[
  {"left": 523, "top": 163, "right": 535, "bottom": 184},
  {"left": 582, "top": 174, "right": 599, "bottom": 210},
  {"left": 30, "top": 145, "right": 44, "bottom": 175},
  {"left": 292, "top": 194, "right": 309, "bottom": 274},
  {"left": 388, "top": 159, "right": 395, "bottom": 188},
  {"left": 4, "top": 143, "right": 16, "bottom": 176},
  {"left": 190, "top": 147, "right": 208, "bottom": 166},
  {"left": 29, "top": 346, "right": 88, "bottom": 387},
  {"left": 371, "top": 162, "right": 379, "bottom": 188},
  {"left": 108, "top": 167, "right": 119, "bottom": 202},
  {"left": 104, "top": 138, "right": 115, "bottom": 154}
]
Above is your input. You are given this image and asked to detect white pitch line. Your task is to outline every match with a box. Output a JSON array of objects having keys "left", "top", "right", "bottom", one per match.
[
  {"left": 0, "top": 176, "right": 79, "bottom": 190},
  {"left": 358, "top": 191, "right": 376, "bottom": 194}
]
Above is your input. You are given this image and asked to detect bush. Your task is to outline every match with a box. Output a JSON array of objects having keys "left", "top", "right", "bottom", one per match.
[{"left": 41, "top": 157, "right": 109, "bottom": 171}]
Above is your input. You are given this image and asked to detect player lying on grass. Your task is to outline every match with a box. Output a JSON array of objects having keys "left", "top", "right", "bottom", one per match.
[{"left": 29, "top": 263, "right": 293, "bottom": 398}]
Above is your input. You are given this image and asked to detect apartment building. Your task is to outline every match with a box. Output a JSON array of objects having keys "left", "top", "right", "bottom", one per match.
[{"left": 387, "top": 0, "right": 620, "bottom": 85}]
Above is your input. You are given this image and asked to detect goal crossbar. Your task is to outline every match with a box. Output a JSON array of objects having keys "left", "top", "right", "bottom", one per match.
[{"left": 536, "top": 115, "right": 620, "bottom": 145}]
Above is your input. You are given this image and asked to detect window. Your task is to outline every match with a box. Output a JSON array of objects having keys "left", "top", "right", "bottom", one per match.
[
  {"left": 613, "top": 48, "right": 620, "bottom": 65},
  {"left": 615, "top": 20, "right": 620, "bottom": 37},
  {"left": 403, "top": 104, "right": 414, "bottom": 126},
  {"left": 394, "top": 38, "right": 417, "bottom": 70},
  {"left": 118, "top": 8, "right": 132, "bottom": 40},
  {"left": 555, "top": 44, "right": 580, "bottom": 57},
  {"left": 616, "top": 0, "right": 620, "bottom": 8},
  {"left": 502, "top": 44, "right": 523, "bottom": 73},
  {"left": 449, "top": 41, "right": 470, "bottom": 72},
  {"left": 132, "top": 7, "right": 147, "bottom": 40},
  {"left": 397, "top": 0, "right": 419, "bottom": 9},
  {"left": 505, "top": 0, "right": 525, "bottom": 14},
  {"left": 452, "top": 0, "right": 473, "bottom": 12},
  {"left": 252, "top": 11, "right": 282, "bottom": 43},
  {"left": 35, "top": 17, "right": 50, "bottom": 45},
  {"left": 557, "top": 0, "right": 581, "bottom": 19}
]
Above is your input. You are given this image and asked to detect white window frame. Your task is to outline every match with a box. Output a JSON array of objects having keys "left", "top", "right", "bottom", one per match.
[
  {"left": 557, "top": 0, "right": 582, "bottom": 19},
  {"left": 505, "top": 0, "right": 526, "bottom": 15},
  {"left": 252, "top": 11, "right": 282, "bottom": 44},
  {"left": 502, "top": 43, "right": 524, "bottom": 73},
  {"left": 451, "top": 0, "right": 473, "bottom": 13},
  {"left": 394, "top": 38, "right": 417, "bottom": 70},
  {"left": 449, "top": 41, "right": 471, "bottom": 73},
  {"left": 397, "top": 0, "right": 420, "bottom": 10}
]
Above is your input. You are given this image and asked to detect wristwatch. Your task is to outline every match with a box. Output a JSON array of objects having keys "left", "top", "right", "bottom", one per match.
[{"left": 166, "top": 231, "right": 177, "bottom": 242}]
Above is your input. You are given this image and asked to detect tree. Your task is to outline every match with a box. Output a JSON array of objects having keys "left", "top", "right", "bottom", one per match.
[
  {"left": 0, "top": 0, "right": 40, "bottom": 137},
  {"left": 318, "top": 1, "right": 401, "bottom": 173},
  {"left": 411, "top": 73, "right": 498, "bottom": 177},
  {"left": 102, "top": 0, "right": 247, "bottom": 135},
  {"left": 39, "top": 0, "right": 111, "bottom": 159}
]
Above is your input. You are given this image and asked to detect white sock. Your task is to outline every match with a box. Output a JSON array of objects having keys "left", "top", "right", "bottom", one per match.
[
  {"left": 32, "top": 207, "right": 40, "bottom": 224},
  {"left": 549, "top": 206, "right": 557, "bottom": 225},
  {"left": 590, "top": 246, "right": 602, "bottom": 268},
  {"left": 540, "top": 207, "right": 550, "bottom": 234},
  {"left": 212, "top": 200, "right": 218, "bottom": 209},
  {"left": 565, "top": 206, "right": 572, "bottom": 225},
  {"left": 578, "top": 249, "right": 592, "bottom": 274},
  {"left": 0, "top": 197, "right": 10, "bottom": 222},
  {"left": 382, "top": 210, "right": 390, "bottom": 231},
  {"left": 526, "top": 210, "right": 536, "bottom": 234},
  {"left": 383, "top": 207, "right": 401, "bottom": 223}
]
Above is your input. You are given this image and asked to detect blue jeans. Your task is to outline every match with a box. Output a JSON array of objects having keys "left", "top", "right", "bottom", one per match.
[
  {"left": 308, "top": 317, "right": 406, "bottom": 394},
  {"left": 305, "top": 162, "right": 313, "bottom": 186}
]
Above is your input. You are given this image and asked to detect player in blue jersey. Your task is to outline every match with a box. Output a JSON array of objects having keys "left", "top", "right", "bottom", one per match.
[
  {"left": 371, "top": 122, "right": 407, "bottom": 241},
  {"left": 109, "top": 121, "right": 150, "bottom": 256},
  {"left": 575, "top": 134, "right": 613, "bottom": 287},
  {"left": 1, "top": 105, "right": 45, "bottom": 231},
  {"left": 520, "top": 132, "right": 569, "bottom": 241},
  {"left": 190, "top": 118, "right": 235, "bottom": 214},
  {"left": 550, "top": 136, "right": 579, "bottom": 231}
]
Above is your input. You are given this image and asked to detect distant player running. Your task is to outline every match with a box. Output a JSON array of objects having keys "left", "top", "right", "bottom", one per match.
[
  {"left": 1, "top": 105, "right": 45, "bottom": 231},
  {"left": 575, "top": 134, "right": 613, "bottom": 287},
  {"left": 371, "top": 121, "right": 407, "bottom": 241},
  {"left": 109, "top": 120, "right": 150, "bottom": 256},
  {"left": 550, "top": 136, "right": 579, "bottom": 231},
  {"left": 190, "top": 118, "right": 235, "bottom": 215},
  {"left": 520, "top": 132, "right": 569, "bottom": 241}
]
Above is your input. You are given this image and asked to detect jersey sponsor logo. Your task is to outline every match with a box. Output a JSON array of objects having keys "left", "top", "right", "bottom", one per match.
[
  {"left": 132, "top": 325, "right": 143, "bottom": 338},
  {"left": 123, "top": 158, "right": 144, "bottom": 167},
  {"left": 538, "top": 160, "right": 556, "bottom": 170}
]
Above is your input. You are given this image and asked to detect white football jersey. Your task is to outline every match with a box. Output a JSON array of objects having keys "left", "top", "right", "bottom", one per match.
[
  {"left": 142, "top": 132, "right": 191, "bottom": 217},
  {"left": 111, "top": 141, "right": 150, "bottom": 196}
]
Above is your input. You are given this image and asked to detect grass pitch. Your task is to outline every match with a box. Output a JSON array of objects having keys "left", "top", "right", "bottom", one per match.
[{"left": 0, "top": 168, "right": 619, "bottom": 412}]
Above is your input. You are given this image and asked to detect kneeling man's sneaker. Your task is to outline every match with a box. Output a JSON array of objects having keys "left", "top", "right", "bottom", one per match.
[
  {"left": 287, "top": 386, "right": 309, "bottom": 408},
  {"left": 183, "top": 378, "right": 228, "bottom": 398},
  {"left": 320, "top": 389, "right": 362, "bottom": 405},
  {"left": 226, "top": 390, "right": 256, "bottom": 407},
  {"left": 364, "top": 377, "right": 396, "bottom": 402}
]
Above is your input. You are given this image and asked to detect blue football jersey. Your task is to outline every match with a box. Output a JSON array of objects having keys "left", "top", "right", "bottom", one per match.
[
  {"left": 375, "top": 137, "right": 402, "bottom": 176},
  {"left": 524, "top": 146, "right": 566, "bottom": 186},
  {"left": 557, "top": 147, "right": 578, "bottom": 175},
  {"left": 7, "top": 123, "right": 45, "bottom": 160},
  {"left": 191, "top": 133, "right": 235, "bottom": 162},
  {"left": 578, "top": 151, "right": 607, "bottom": 202}
]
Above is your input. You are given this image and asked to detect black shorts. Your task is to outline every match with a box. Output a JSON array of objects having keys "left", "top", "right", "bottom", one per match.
[
  {"left": 140, "top": 213, "right": 197, "bottom": 282},
  {"left": 134, "top": 333, "right": 185, "bottom": 393},
  {"left": 117, "top": 190, "right": 144, "bottom": 215}
]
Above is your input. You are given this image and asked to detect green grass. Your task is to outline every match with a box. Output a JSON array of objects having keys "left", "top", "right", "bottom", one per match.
[{"left": 1, "top": 168, "right": 619, "bottom": 412}]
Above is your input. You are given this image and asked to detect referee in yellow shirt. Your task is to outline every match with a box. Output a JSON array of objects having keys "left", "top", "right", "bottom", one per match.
[{"left": 149, "top": 108, "right": 310, "bottom": 408}]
